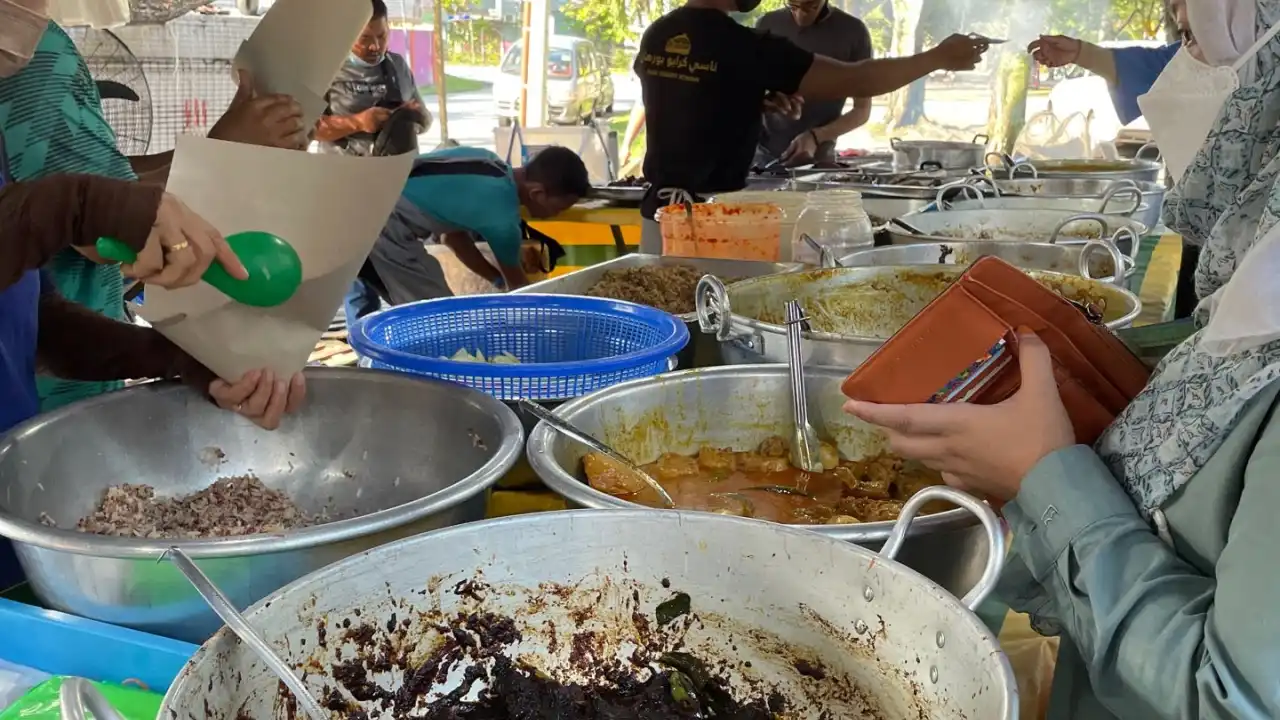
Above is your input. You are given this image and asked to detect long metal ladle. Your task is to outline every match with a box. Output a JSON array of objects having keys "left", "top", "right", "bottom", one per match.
[
  {"left": 519, "top": 399, "right": 677, "bottom": 508},
  {"left": 163, "top": 547, "right": 329, "bottom": 720}
]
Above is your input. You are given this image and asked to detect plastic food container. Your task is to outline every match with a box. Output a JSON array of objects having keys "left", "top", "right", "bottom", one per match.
[
  {"left": 711, "top": 191, "right": 808, "bottom": 261},
  {"left": 792, "top": 190, "right": 875, "bottom": 264},
  {"left": 657, "top": 202, "right": 783, "bottom": 261}
]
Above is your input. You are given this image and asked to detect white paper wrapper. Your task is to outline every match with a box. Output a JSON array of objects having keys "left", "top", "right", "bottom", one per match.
[
  {"left": 232, "top": 0, "right": 372, "bottom": 127},
  {"left": 134, "top": 136, "right": 414, "bottom": 381}
]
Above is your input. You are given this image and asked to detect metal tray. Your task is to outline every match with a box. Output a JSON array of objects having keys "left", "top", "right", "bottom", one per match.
[
  {"left": 589, "top": 185, "right": 646, "bottom": 204},
  {"left": 513, "top": 254, "right": 802, "bottom": 370}
]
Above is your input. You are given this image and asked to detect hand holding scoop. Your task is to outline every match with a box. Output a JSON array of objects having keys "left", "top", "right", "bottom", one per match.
[{"left": 96, "top": 231, "right": 303, "bottom": 307}]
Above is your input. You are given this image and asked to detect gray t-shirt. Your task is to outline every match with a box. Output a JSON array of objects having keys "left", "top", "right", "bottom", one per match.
[
  {"left": 318, "top": 51, "right": 425, "bottom": 157},
  {"left": 755, "top": 6, "right": 872, "bottom": 159}
]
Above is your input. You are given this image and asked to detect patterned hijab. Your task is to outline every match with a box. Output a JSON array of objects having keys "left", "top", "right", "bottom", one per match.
[
  {"left": 1164, "top": 0, "right": 1280, "bottom": 302},
  {"left": 1106, "top": 0, "right": 1280, "bottom": 513}
]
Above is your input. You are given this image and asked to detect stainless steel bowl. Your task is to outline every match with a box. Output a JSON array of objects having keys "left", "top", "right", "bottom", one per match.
[
  {"left": 835, "top": 237, "right": 1136, "bottom": 282},
  {"left": 527, "top": 364, "right": 991, "bottom": 599},
  {"left": 0, "top": 367, "right": 524, "bottom": 643},
  {"left": 161, "top": 508, "right": 1016, "bottom": 719},
  {"left": 695, "top": 265, "right": 1142, "bottom": 369}
]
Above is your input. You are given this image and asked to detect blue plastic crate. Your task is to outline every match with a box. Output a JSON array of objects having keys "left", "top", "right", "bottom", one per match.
[{"left": 0, "top": 599, "right": 195, "bottom": 692}]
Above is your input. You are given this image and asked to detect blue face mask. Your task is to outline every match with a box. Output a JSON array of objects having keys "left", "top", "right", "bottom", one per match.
[{"left": 348, "top": 52, "right": 384, "bottom": 68}]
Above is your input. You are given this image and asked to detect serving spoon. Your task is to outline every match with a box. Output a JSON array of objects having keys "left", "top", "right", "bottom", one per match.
[
  {"left": 163, "top": 547, "right": 330, "bottom": 720},
  {"left": 519, "top": 399, "right": 677, "bottom": 509}
]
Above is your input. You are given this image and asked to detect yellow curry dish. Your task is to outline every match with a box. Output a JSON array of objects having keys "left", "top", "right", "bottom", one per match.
[{"left": 582, "top": 435, "right": 948, "bottom": 525}]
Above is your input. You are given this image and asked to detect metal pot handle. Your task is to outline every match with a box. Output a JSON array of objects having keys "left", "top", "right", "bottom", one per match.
[
  {"left": 879, "top": 486, "right": 1005, "bottom": 611},
  {"left": 1008, "top": 161, "right": 1039, "bottom": 179},
  {"left": 1097, "top": 183, "right": 1142, "bottom": 217},
  {"left": 934, "top": 181, "right": 983, "bottom": 210},
  {"left": 972, "top": 133, "right": 990, "bottom": 146},
  {"left": 889, "top": 137, "right": 903, "bottom": 149},
  {"left": 695, "top": 274, "right": 734, "bottom": 341},
  {"left": 919, "top": 160, "right": 943, "bottom": 172},
  {"left": 963, "top": 173, "right": 1002, "bottom": 197},
  {"left": 1109, "top": 226, "right": 1142, "bottom": 263},
  {"left": 59, "top": 678, "right": 129, "bottom": 720},
  {"left": 1048, "top": 212, "right": 1110, "bottom": 246},
  {"left": 1078, "top": 237, "right": 1127, "bottom": 286},
  {"left": 983, "top": 151, "right": 1011, "bottom": 171},
  {"left": 1135, "top": 142, "right": 1161, "bottom": 161}
]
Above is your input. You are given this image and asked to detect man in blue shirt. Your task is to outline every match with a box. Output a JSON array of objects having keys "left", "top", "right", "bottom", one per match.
[{"left": 344, "top": 144, "right": 589, "bottom": 326}]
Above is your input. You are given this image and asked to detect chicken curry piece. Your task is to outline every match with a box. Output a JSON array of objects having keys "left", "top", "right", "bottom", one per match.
[{"left": 582, "top": 435, "right": 948, "bottom": 524}]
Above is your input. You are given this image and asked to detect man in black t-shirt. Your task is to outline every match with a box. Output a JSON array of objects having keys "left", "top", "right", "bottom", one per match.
[
  {"left": 755, "top": 0, "right": 873, "bottom": 166},
  {"left": 634, "top": 0, "right": 988, "bottom": 253}
]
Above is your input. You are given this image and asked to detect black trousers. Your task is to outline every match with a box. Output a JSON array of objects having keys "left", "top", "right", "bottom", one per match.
[{"left": 1173, "top": 241, "right": 1201, "bottom": 320}]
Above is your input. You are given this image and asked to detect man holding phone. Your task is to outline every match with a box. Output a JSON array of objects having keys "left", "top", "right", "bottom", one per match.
[{"left": 314, "top": 0, "right": 430, "bottom": 157}]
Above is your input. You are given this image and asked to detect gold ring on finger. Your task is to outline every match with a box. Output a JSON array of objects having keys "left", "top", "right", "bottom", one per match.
[{"left": 167, "top": 241, "right": 190, "bottom": 253}]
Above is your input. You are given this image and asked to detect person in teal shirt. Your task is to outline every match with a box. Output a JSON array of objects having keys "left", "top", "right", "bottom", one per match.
[
  {"left": 344, "top": 145, "right": 589, "bottom": 326},
  {"left": 0, "top": 7, "right": 305, "bottom": 411}
]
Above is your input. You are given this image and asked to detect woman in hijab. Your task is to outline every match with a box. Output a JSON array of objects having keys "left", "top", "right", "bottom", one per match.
[
  {"left": 1163, "top": 0, "right": 1280, "bottom": 309},
  {"left": 842, "top": 7, "right": 1280, "bottom": 718}
]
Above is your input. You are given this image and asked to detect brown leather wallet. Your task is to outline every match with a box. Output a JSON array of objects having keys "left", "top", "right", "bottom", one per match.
[{"left": 841, "top": 256, "right": 1150, "bottom": 445}]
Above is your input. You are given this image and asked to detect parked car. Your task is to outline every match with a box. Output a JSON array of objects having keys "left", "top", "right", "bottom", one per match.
[{"left": 494, "top": 36, "right": 603, "bottom": 126}]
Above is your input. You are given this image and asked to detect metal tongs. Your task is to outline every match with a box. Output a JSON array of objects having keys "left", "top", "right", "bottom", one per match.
[
  {"left": 164, "top": 547, "right": 330, "bottom": 720},
  {"left": 784, "top": 301, "right": 824, "bottom": 472}
]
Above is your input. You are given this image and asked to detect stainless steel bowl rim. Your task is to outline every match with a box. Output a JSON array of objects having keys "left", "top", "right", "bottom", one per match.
[
  {"left": 0, "top": 368, "right": 525, "bottom": 559},
  {"left": 706, "top": 266, "right": 1142, "bottom": 342},
  {"left": 526, "top": 364, "right": 981, "bottom": 543}
]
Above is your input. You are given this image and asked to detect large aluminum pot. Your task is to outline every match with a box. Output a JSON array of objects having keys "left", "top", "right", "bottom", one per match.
[
  {"left": 972, "top": 176, "right": 1166, "bottom": 230},
  {"left": 1002, "top": 153, "right": 1162, "bottom": 184},
  {"left": 885, "top": 209, "right": 1148, "bottom": 263},
  {"left": 513, "top": 253, "right": 802, "bottom": 370},
  {"left": 694, "top": 266, "right": 1142, "bottom": 369},
  {"left": 834, "top": 233, "right": 1137, "bottom": 283},
  {"left": 528, "top": 364, "right": 993, "bottom": 598},
  {"left": 0, "top": 368, "right": 523, "bottom": 643},
  {"left": 937, "top": 180, "right": 1150, "bottom": 222},
  {"left": 891, "top": 135, "right": 990, "bottom": 171},
  {"left": 160, "top": 507, "right": 1017, "bottom": 719}
]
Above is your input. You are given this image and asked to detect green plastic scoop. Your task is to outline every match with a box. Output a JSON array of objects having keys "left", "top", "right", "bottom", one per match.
[{"left": 96, "top": 231, "right": 303, "bottom": 308}]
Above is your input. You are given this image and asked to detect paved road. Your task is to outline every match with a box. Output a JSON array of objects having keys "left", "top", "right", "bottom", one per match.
[{"left": 418, "top": 65, "right": 1050, "bottom": 152}]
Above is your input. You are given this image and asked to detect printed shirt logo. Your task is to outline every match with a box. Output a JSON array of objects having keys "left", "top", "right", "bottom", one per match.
[{"left": 665, "top": 34, "right": 691, "bottom": 55}]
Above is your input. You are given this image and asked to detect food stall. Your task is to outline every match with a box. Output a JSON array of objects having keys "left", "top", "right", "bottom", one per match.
[{"left": 0, "top": 151, "right": 1185, "bottom": 719}]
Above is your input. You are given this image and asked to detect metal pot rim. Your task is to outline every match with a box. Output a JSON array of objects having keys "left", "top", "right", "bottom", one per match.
[
  {"left": 711, "top": 266, "right": 1142, "bottom": 340},
  {"left": 0, "top": 367, "right": 525, "bottom": 560},
  {"left": 526, "top": 364, "right": 980, "bottom": 542}
]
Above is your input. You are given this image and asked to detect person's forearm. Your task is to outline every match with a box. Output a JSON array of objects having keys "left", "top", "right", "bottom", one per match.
[
  {"left": 314, "top": 115, "right": 361, "bottom": 142},
  {"left": 0, "top": 174, "right": 159, "bottom": 289},
  {"left": 622, "top": 105, "right": 646, "bottom": 153},
  {"left": 813, "top": 99, "right": 871, "bottom": 145},
  {"left": 36, "top": 291, "right": 214, "bottom": 392},
  {"left": 442, "top": 232, "right": 502, "bottom": 284},
  {"left": 1075, "top": 42, "right": 1118, "bottom": 84},
  {"left": 1004, "top": 444, "right": 1280, "bottom": 719},
  {"left": 799, "top": 51, "right": 941, "bottom": 102}
]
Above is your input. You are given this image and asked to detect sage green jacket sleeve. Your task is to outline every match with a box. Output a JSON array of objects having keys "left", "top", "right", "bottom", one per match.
[{"left": 1001, "top": 428, "right": 1280, "bottom": 719}]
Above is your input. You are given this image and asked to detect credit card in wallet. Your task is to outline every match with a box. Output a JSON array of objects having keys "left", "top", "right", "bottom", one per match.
[{"left": 929, "top": 338, "right": 1012, "bottom": 404}]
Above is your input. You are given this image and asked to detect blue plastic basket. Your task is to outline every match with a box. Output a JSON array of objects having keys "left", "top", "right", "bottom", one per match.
[{"left": 350, "top": 294, "right": 690, "bottom": 401}]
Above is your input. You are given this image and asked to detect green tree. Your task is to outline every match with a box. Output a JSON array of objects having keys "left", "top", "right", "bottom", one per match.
[{"left": 884, "top": 0, "right": 925, "bottom": 128}]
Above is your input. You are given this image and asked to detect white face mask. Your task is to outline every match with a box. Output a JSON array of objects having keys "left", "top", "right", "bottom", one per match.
[
  {"left": 0, "top": 0, "right": 50, "bottom": 78},
  {"left": 1137, "top": 25, "right": 1280, "bottom": 181}
]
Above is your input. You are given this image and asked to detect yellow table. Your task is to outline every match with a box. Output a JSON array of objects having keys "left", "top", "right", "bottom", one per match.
[{"left": 525, "top": 201, "right": 643, "bottom": 277}]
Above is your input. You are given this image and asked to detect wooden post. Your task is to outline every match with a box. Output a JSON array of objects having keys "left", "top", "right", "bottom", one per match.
[
  {"left": 518, "top": 0, "right": 532, "bottom": 127},
  {"left": 433, "top": 0, "right": 449, "bottom": 141}
]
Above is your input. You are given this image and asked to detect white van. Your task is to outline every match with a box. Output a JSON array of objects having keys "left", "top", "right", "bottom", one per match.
[{"left": 494, "top": 35, "right": 607, "bottom": 126}]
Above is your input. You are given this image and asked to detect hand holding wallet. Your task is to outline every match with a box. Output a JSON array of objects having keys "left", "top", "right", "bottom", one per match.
[{"left": 840, "top": 256, "right": 1151, "bottom": 445}]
